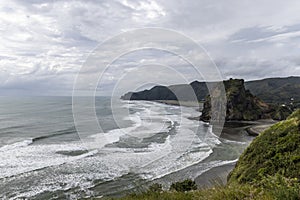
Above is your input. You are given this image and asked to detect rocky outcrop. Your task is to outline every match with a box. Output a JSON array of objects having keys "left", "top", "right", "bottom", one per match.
[{"left": 200, "top": 79, "right": 287, "bottom": 121}]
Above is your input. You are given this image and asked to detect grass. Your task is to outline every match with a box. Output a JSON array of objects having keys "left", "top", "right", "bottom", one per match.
[
  {"left": 103, "top": 175, "right": 299, "bottom": 200},
  {"left": 102, "top": 178, "right": 298, "bottom": 200},
  {"left": 228, "top": 109, "right": 300, "bottom": 184}
]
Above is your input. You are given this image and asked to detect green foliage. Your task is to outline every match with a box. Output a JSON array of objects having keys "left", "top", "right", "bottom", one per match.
[
  {"left": 259, "top": 174, "right": 300, "bottom": 200},
  {"left": 245, "top": 76, "right": 300, "bottom": 103},
  {"left": 170, "top": 179, "right": 197, "bottom": 192},
  {"left": 112, "top": 183, "right": 270, "bottom": 200},
  {"left": 148, "top": 183, "right": 163, "bottom": 193},
  {"left": 228, "top": 109, "right": 300, "bottom": 184},
  {"left": 112, "top": 177, "right": 299, "bottom": 200},
  {"left": 272, "top": 105, "right": 294, "bottom": 120}
]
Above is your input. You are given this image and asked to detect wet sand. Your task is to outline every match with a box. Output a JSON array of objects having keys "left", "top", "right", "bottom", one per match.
[
  {"left": 195, "top": 120, "right": 276, "bottom": 188},
  {"left": 149, "top": 100, "right": 277, "bottom": 188},
  {"left": 155, "top": 100, "right": 203, "bottom": 108}
]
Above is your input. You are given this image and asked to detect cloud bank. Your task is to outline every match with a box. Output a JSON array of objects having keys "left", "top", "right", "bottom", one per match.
[{"left": 0, "top": 0, "right": 300, "bottom": 95}]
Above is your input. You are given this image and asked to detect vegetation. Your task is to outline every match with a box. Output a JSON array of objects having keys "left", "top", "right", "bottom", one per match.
[
  {"left": 170, "top": 179, "right": 197, "bottom": 192},
  {"left": 228, "top": 109, "right": 300, "bottom": 183},
  {"left": 245, "top": 76, "right": 300, "bottom": 103},
  {"left": 105, "top": 177, "right": 299, "bottom": 200},
  {"left": 101, "top": 110, "right": 300, "bottom": 200}
]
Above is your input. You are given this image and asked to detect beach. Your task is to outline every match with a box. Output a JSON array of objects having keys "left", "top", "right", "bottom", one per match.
[
  {"left": 154, "top": 100, "right": 277, "bottom": 188},
  {"left": 195, "top": 120, "right": 276, "bottom": 188}
]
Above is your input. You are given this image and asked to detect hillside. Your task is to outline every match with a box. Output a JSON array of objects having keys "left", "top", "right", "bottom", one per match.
[
  {"left": 228, "top": 109, "right": 300, "bottom": 184},
  {"left": 245, "top": 76, "right": 300, "bottom": 103},
  {"left": 121, "top": 77, "right": 300, "bottom": 105},
  {"left": 121, "top": 81, "right": 208, "bottom": 101}
]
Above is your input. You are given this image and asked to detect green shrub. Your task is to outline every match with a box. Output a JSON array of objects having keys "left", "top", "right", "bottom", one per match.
[
  {"left": 170, "top": 179, "right": 197, "bottom": 192},
  {"left": 259, "top": 174, "right": 300, "bottom": 200},
  {"left": 148, "top": 183, "right": 163, "bottom": 193},
  {"left": 228, "top": 109, "right": 300, "bottom": 184}
]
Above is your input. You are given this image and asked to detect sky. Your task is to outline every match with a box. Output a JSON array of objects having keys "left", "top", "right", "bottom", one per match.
[{"left": 0, "top": 0, "right": 300, "bottom": 96}]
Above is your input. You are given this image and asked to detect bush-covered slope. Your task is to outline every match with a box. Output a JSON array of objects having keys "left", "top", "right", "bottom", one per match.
[
  {"left": 245, "top": 76, "right": 300, "bottom": 103},
  {"left": 228, "top": 109, "right": 300, "bottom": 184}
]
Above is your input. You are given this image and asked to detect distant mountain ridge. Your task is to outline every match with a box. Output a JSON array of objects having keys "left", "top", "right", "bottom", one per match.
[
  {"left": 121, "top": 76, "right": 300, "bottom": 104},
  {"left": 121, "top": 81, "right": 208, "bottom": 102},
  {"left": 245, "top": 76, "right": 300, "bottom": 103}
]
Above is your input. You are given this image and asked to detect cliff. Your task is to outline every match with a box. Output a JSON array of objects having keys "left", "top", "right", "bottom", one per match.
[
  {"left": 200, "top": 79, "right": 276, "bottom": 121},
  {"left": 121, "top": 77, "right": 300, "bottom": 105}
]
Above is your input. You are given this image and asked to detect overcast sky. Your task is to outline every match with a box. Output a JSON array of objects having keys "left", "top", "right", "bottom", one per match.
[{"left": 1, "top": 0, "right": 300, "bottom": 96}]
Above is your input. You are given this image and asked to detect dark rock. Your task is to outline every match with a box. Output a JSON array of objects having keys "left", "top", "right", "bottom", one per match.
[{"left": 200, "top": 79, "right": 290, "bottom": 121}]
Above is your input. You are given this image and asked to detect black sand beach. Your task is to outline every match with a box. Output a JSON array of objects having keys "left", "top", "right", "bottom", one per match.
[{"left": 195, "top": 120, "right": 276, "bottom": 188}]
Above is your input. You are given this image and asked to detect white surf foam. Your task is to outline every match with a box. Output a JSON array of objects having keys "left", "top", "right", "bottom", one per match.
[
  {"left": 0, "top": 139, "right": 33, "bottom": 152},
  {"left": 0, "top": 142, "right": 97, "bottom": 179},
  {"left": 0, "top": 100, "right": 230, "bottom": 199}
]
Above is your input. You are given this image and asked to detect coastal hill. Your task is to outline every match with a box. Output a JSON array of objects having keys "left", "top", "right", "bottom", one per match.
[
  {"left": 121, "top": 81, "right": 208, "bottom": 101},
  {"left": 228, "top": 109, "right": 300, "bottom": 184},
  {"left": 200, "top": 79, "right": 293, "bottom": 121},
  {"left": 121, "top": 76, "right": 300, "bottom": 105},
  {"left": 245, "top": 76, "right": 300, "bottom": 103}
]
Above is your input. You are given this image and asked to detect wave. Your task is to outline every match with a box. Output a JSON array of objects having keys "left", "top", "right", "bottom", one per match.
[
  {"left": 89, "top": 102, "right": 178, "bottom": 149},
  {"left": 0, "top": 142, "right": 98, "bottom": 179},
  {"left": 195, "top": 159, "right": 239, "bottom": 178},
  {"left": 0, "top": 139, "right": 33, "bottom": 152},
  {"left": 0, "top": 126, "right": 77, "bottom": 153},
  {"left": 0, "top": 99, "right": 235, "bottom": 199},
  {"left": 221, "top": 138, "right": 248, "bottom": 145},
  {"left": 32, "top": 126, "right": 76, "bottom": 143}
]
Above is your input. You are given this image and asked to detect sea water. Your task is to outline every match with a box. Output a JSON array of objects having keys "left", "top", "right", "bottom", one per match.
[{"left": 0, "top": 96, "right": 251, "bottom": 199}]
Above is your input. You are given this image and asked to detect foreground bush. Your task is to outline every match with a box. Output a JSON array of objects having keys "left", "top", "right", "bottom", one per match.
[
  {"left": 228, "top": 109, "right": 300, "bottom": 184},
  {"left": 112, "top": 177, "right": 299, "bottom": 200},
  {"left": 170, "top": 179, "right": 197, "bottom": 192}
]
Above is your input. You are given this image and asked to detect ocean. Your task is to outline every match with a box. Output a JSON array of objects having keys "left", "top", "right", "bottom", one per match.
[{"left": 0, "top": 97, "right": 252, "bottom": 199}]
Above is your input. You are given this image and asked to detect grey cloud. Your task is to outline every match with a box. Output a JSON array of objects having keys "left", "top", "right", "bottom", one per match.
[{"left": 0, "top": 0, "right": 300, "bottom": 95}]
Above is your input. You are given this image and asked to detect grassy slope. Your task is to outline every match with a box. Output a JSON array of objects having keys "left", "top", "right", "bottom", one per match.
[
  {"left": 228, "top": 109, "right": 300, "bottom": 183},
  {"left": 98, "top": 110, "right": 300, "bottom": 200}
]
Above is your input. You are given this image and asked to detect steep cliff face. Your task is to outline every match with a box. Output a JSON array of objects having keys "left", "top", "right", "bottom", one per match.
[{"left": 200, "top": 79, "right": 274, "bottom": 121}]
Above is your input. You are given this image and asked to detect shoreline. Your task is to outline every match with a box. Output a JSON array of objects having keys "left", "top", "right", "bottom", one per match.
[
  {"left": 129, "top": 100, "right": 277, "bottom": 189},
  {"left": 154, "top": 100, "right": 203, "bottom": 108},
  {"left": 195, "top": 120, "right": 276, "bottom": 188}
]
